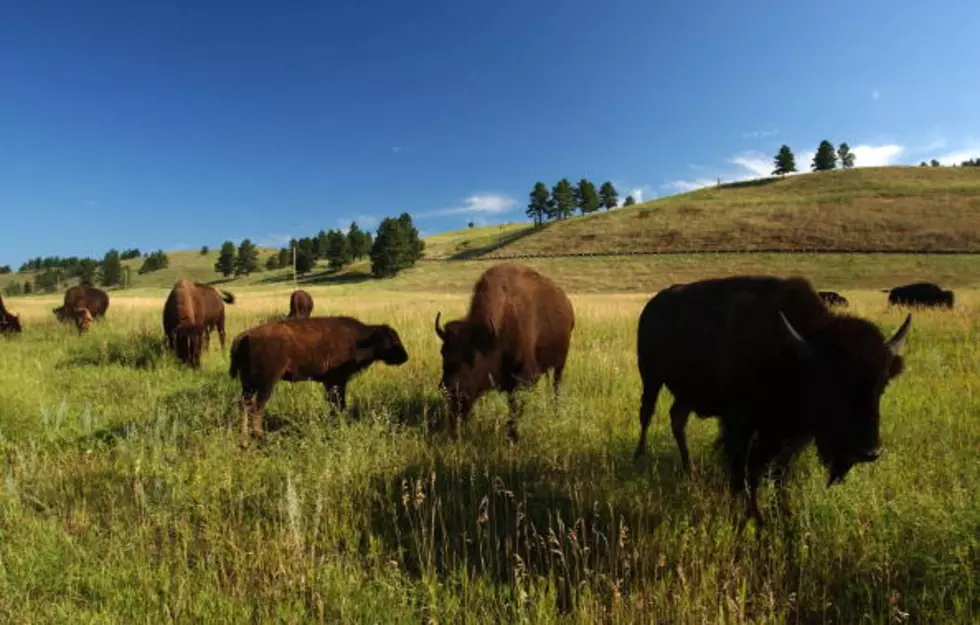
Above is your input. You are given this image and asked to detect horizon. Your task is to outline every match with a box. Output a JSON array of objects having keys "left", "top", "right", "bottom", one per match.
[{"left": 3, "top": 0, "right": 979, "bottom": 266}]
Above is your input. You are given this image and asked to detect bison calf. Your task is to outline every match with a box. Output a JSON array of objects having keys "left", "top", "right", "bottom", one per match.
[
  {"left": 229, "top": 316, "right": 409, "bottom": 441},
  {"left": 288, "top": 289, "right": 314, "bottom": 319}
]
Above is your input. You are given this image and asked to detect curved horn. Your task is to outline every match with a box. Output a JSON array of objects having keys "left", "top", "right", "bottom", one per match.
[
  {"left": 778, "top": 310, "right": 812, "bottom": 360},
  {"left": 885, "top": 313, "right": 912, "bottom": 355},
  {"left": 434, "top": 311, "right": 446, "bottom": 340}
]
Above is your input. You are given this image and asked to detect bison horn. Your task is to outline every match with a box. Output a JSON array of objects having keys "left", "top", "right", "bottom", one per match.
[
  {"left": 778, "top": 310, "right": 813, "bottom": 360},
  {"left": 434, "top": 311, "right": 446, "bottom": 340},
  {"left": 885, "top": 313, "right": 912, "bottom": 355}
]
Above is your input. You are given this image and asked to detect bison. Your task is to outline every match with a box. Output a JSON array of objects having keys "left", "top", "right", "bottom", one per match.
[
  {"left": 54, "top": 285, "right": 109, "bottom": 323},
  {"left": 71, "top": 307, "right": 94, "bottom": 334},
  {"left": 0, "top": 296, "right": 22, "bottom": 334},
  {"left": 288, "top": 289, "right": 314, "bottom": 319},
  {"left": 885, "top": 282, "right": 954, "bottom": 309},
  {"left": 162, "top": 280, "right": 235, "bottom": 366},
  {"left": 229, "top": 316, "right": 409, "bottom": 441},
  {"left": 634, "top": 275, "right": 911, "bottom": 524},
  {"left": 817, "top": 290, "right": 849, "bottom": 307},
  {"left": 433, "top": 263, "right": 575, "bottom": 442}
]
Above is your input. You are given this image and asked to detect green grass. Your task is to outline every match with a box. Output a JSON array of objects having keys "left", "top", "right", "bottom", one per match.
[{"left": 1, "top": 271, "right": 977, "bottom": 622}]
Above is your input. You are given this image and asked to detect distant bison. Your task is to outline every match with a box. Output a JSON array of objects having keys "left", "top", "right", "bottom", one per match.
[
  {"left": 229, "top": 316, "right": 409, "bottom": 441},
  {"left": 0, "top": 296, "right": 22, "bottom": 334},
  {"left": 434, "top": 263, "right": 575, "bottom": 441},
  {"left": 818, "top": 290, "right": 849, "bottom": 307},
  {"left": 885, "top": 282, "right": 954, "bottom": 309},
  {"left": 288, "top": 289, "right": 314, "bottom": 319},
  {"left": 162, "top": 280, "right": 235, "bottom": 366},
  {"left": 634, "top": 275, "right": 911, "bottom": 524},
  {"left": 54, "top": 285, "right": 109, "bottom": 323}
]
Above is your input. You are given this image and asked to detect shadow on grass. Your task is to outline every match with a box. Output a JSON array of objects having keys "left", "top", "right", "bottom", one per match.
[
  {"left": 717, "top": 176, "right": 783, "bottom": 191},
  {"left": 253, "top": 268, "right": 375, "bottom": 287},
  {"left": 58, "top": 331, "right": 170, "bottom": 370},
  {"left": 448, "top": 224, "right": 543, "bottom": 260}
]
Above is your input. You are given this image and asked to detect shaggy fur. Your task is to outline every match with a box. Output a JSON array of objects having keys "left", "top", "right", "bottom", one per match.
[
  {"left": 288, "top": 289, "right": 314, "bottom": 319},
  {"left": 162, "top": 280, "right": 235, "bottom": 367},
  {"left": 54, "top": 285, "right": 109, "bottom": 322}
]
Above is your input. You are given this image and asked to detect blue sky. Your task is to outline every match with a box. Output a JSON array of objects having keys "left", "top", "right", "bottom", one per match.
[{"left": 2, "top": 0, "right": 978, "bottom": 266}]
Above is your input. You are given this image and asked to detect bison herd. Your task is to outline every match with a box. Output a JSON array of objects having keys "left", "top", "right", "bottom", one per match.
[{"left": 0, "top": 269, "right": 964, "bottom": 524}]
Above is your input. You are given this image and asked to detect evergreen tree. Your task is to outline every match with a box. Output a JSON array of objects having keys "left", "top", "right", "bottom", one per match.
[
  {"left": 347, "top": 221, "right": 371, "bottom": 259},
  {"left": 599, "top": 181, "right": 618, "bottom": 211},
  {"left": 23, "top": 281, "right": 32, "bottom": 295},
  {"left": 200, "top": 245, "right": 209, "bottom": 255},
  {"left": 772, "top": 145, "right": 797, "bottom": 176},
  {"left": 138, "top": 250, "right": 170, "bottom": 274},
  {"left": 574, "top": 178, "right": 600, "bottom": 215},
  {"left": 214, "top": 241, "right": 237, "bottom": 277},
  {"left": 370, "top": 213, "right": 425, "bottom": 278},
  {"left": 100, "top": 249, "right": 122, "bottom": 287},
  {"left": 930, "top": 159, "right": 940, "bottom": 167},
  {"left": 294, "top": 248, "right": 316, "bottom": 276},
  {"left": 837, "top": 142, "right": 856, "bottom": 169},
  {"left": 235, "top": 239, "right": 260, "bottom": 276},
  {"left": 526, "top": 182, "right": 552, "bottom": 226},
  {"left": 277, "top": 247, "right": 292, "bottom": 269},
  {"left": 326, "top": 229, "right": 351, "bottom": 270},
  {"left": 623, "top": 195, "right": 636, "bottom": 207},
  {"left": 811, "top": 140, "right": 838, "bottom": 171},
  {"left": 315, "top": 230, "right": 330, "bottom": 259},
  {"left": 550, "top": 178, "right": 576, "bottom": 220},
  {"left": 265, "top": 255, "right": 280, "bottom": 271},
  {"left": 0, "top": 265, "right": 10, "bottom": 275},
  {"left": 920, "top": 161, "right": 928, "bottom": 167}
]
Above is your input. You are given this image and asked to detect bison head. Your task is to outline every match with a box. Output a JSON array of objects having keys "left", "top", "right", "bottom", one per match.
[
  {"left": 779, "top": 311, "right": 911, "bottom": 487},
  {"left": 0, "top": 312, "right": 21, "bottom": 334},
  {"left": 53, "top": 306, "right": 71, "bottom": 323},
  {"left": 74, "top": 307, "right": 94, "bottom": 333},
  {"left": 359, "top": 325, "right": 409, "bottom": 366},
  {"left": 434, "top": 311, "right": 498, "bottom": 422}
]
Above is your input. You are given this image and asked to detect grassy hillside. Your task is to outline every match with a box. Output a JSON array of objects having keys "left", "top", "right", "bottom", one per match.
[{"left": 476, "top": 167, "right": 980, "bottom": 258}]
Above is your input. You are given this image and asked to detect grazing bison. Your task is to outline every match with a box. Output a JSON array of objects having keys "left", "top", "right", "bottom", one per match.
[
  {"left": 162, "top": 280, "right": 235, "bottom": 366},
  {"left": 288, "top": 289, "right": 314, "bottom": 319},
  {"left": 229, "top": 316, "right": 409, "bottom": 441},
  {"left": 54, "top": 285, "right": 109, "bottom": 323},
  {"left": 71, "top": 307, "right": 93, "bottom": 334},
  {"left": 634, "top": 275, "right": 911, "bottom": 524},
  {"left": 885, "top": 282, "right": 954, "bottom": 309},
  {"left": 0, "top": 296, "right": 22, "bottom": 334},
  {"left": 433, "top": 263, "right": 575, "bottom": 441},
  {"left": 818, "top": 290, "right": 849, "bottom": 307}
]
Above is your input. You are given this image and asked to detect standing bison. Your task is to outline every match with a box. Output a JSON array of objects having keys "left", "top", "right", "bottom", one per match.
[
  {"left": 54, "top": 285, "right": 109, "bottom": 323},
  {"left": 818, "top": 290, "right": 848, "bottom": 307},
  {"left": 434, "top": 263, "right": 575, "bottom": 441},
  {"left": 288, "top": 289, "right": 314, "bottom": 319},
  {"left": 162, "top": 280, "right": 235, "bottom": 366},
  {"left": 229, "top": 316, "right": 409, "bottom": 441},
  {"left": 885, "top": 282, "right": 954, "bottom": 309},
  {"left": 634, "top": 275, "right": 911, "bottom": 524},
  {"left": 0, "top": 296, "right": 22, "bottom": 334}
]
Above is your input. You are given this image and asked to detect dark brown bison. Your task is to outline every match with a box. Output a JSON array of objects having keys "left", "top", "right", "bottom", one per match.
[
  {"left": 433, "top": 263, "right": 575, "bottom": 441},
  {"left": 0, "top": 296, "right": 22, "bottom": 334},
  {"left": 54, "top": 285, "right": 109, "bottom": 323},
  {"left": 885, "top": 282, "right": 954, "bottom": 309},
  {"left": 71, "top": 307, "right": 93, "bottom": 334},
  {"left": 288, "top": 289, "right": 314, "bottom": 319},
  {"left": 818, "top": 290, "right": 848, "bottom": 307},
  {"left": 634, "top": 275, "right": 911, "bottom": 524},
  {"left": 162, "top": 280, "right": 235, "bottom": 366},
  {"left": 229, "top": 316, "right": 409, "bottom": 441}
]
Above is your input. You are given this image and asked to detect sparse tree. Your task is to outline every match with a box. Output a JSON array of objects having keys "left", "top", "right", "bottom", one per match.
[
  {"left": 467, "top": 221, "right": 475, "bottom": 228},
  {"left": 234, "top": 239, "right": 260, "bottom": 276},
  {"left": 811, "top": 140, "right": 838, "bottom": 171},
  {"left": 200, "top": 245, "right": 209, "bottom": 255},
  {"left": 574, "top": 178, "right": 600, "bottom": 215},
  {"left": 930, "top": 159, "right": 941, "bottom": 167},
  {"left": 214, "top": 241, "right": 237, "bottom": 277},
  {"left": 550, "top": 178, "right": 576, "bottom": 221},
  {"left": 294, "top": 248, "right": 315, "bottom": 276},
  {"left": 315, "top": 230, "right": 330, "bottom": 259},
  {"left": 599, "top": 181, "right": 618, "bottom": 211},
  {"left": 138, "top": 250, "right": 170, "bottom": 274},
  {"left": 526, "top": 182, "right": 552, "bottom": 226},
  {"left": 920, "top": 161, "right": 928, "bottom": 167},
  {"left": 346, "top": 222, "right": 372, "bottom": 260},
  {"left": 23, "top": 281, "right": 32, "bottom": 295},
  {"left": 100, "top": 249, "right": 122, "bottom": 287},
  {"left": 325, "top": 229, "right": 351, "bottom": 270},
  {"left": 772, "top": 145, "right": 797, "bottom": 176},
  {"left": 623, "top": 195, "right": 636, "bottom": 207},
  {"left": 370, "top": 213, "right": 425, "bottom": 278},
  {"left": 837, "top": 143, "right": 856, "bottom": 169},
  {"left": 4, "top": 281, "right": 22, "bottom": 296},
  {"left": 265, "top": 255, "right": 280, "bottom": 271}
]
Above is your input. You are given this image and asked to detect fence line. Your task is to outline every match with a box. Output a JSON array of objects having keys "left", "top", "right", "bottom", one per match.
[{"left": 419, "top": 248, "right": 980, "bottom": 262}]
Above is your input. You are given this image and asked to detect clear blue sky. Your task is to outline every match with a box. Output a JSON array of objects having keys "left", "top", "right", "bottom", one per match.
[{"left": 2, "top": 0, "right": 978, "bottom": 266}]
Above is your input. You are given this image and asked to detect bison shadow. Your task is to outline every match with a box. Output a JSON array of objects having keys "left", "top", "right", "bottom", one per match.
[
  {"left": 448, "top": 224, "right": 543, "bottom": 260},
  {"left": 58, "top": 331, "right": 170, "bottom": 370}
]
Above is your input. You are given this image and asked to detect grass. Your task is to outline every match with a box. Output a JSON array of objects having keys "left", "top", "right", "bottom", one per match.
[
  {"left": 477, "top": 167, "right": 980, "bottom": 257},
  {"left": 1, "top": 262, "right": 977, "bottom": 622}
]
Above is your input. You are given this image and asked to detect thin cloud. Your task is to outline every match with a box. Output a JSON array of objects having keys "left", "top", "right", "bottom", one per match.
[
  {"left": 625, "top": 185, "right": 654, "bottom": 204},
  {"left": 729, "top": 151, "right": 772, "bottom": 178},
  {"left": 391, "top": 146, "right": 402, "bottom": 153},
  {"left": 850, "top": 144, "right": 904, "bottom": 167},
  {"left": 935, "top": 146, "right": 980, "bottom": 165},
  {"left": 662, "top": 178, "right": 718, "bottom": 193},
  {"left": 741, "top": 129, "right": 779, "bottom": 139},
  {"left": 872, "top": 89, "right": 881, "bottom": 100},
  {"left": 415, "top": 193, "right": 517, "bottom": 218}
]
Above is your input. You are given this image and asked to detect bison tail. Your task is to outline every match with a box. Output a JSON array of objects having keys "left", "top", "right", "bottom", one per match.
[
  {"left": 229, "top": 334, "right": 247, "bottom": 379},
  {"left": 221, "top": 290, "right": 235, "bottom": 304}
]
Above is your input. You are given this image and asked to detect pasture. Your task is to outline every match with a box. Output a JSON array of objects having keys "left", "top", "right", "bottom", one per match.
[{"left": 1, "top": 274, "right": 978, "bottom": 623}]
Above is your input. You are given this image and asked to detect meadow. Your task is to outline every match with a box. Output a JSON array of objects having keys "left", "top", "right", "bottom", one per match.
[{"left": 1, "top": 269, "right": 977, "bottom": 623}]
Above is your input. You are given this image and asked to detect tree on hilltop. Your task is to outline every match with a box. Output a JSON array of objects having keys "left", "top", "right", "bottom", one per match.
[
  {"left": 346, "top": 221, "right": 372, "bottom": 260},
  {"left": 623, "top": 195, "right": 636, "bottom": 207},
  {"left": 235, "top": 239, "right": 260, "bottom": 276},
  {"left": 772, "top": 145, "right": 797, "bottom": 176},
  {"left": 574, "top": 178, "right": 600, "bottom": 215},
  {"left": 811, "top": 140, "right": 838, "bottom": 171},
  {"left": 526, "top": 182, "right": 552, "bottom": 226},
  {"left": 370, "top": 213, "right": 424, "bottom": 278},
  {"left": 100, "top": 249, "right": 122, "bottom": 287},
  {"left": 326, "top": 229, "right": 351, "bottom": 270},
  {"left": 599, "top": 181, "right": 618, "bottom": 211},
  {"left": 550, "top": 178, "right": 576, "bottom": 221},
  {"left": 215, "top": 241, "right": 236, "bottom": 277},
  {"left": 837, "top": 143, "right": 856, "bottom": 169}
]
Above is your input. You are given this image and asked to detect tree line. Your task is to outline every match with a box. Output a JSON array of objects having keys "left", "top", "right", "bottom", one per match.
[
  {"left": 525, "top": 179, "right": 631, "bottom": 226},
  {"left": 771, "top": 140, "right": 857, "bottom": 176},
  {"left": 4, "top": 248, "right": 173, "bottom": 296},
  {"left": 918, "top": 158, "right": 980, "bottom": 168}
]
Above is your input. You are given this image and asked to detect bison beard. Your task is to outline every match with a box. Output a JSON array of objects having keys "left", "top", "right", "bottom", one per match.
[
  {"left": 229, "top": 316, "right": 409, "bottom": 444},
  {"left": 634, "top": 276, "right": 911, "bottom": 525},
  {"left": 433, "top": 263, "right": 575, "bottom": 442}
]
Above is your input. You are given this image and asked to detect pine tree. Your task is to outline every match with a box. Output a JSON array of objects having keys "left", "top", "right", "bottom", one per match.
[
  {"left": 599, "top": 181, "right": 618, "bottom": 211},
  {"left": 326, "top": 229, "right": 351, "bottom": 270},
  {"left": 623, "top": 195, "right": 636, "bottom": 207},
  {"left": 100, "top": 249, "right": 122, "bottom": 287},
  {"left": 265, "top": 255, "right": 280, "bottom": 271},
  {"left": 347, "top": 221, "right": 371, "bottom": 259},
  {"left": 772, "top": 145, "right": 797, "bottom": 176},
  {"left": 837, "top": 143, "right": 856, "bottom": 168},
  {"left": 574, "top": 178, "right": 600, "bottom": 215},
  {"left": 811, "top": 140, "right": 838, "bottom": 171},
  {"left": 315, "top": 230, "right": 330, "bottom": 259},
  {"left": 370, "top": 213, "right": 425, "bottom": 278},
  {"left": 526, "top": 182, "right": 552, "bottom": 226},
  {"left": 294, "top": 248, "right": 315, "bottom": 276},
  {"left": 214, "top": 241, "right": 236, "bottom": 277},
  {"left": 234, "top": 239, "right": 260, "bottom": 276},
  {"left": 200, "top": 245, "right": 209, "bottom": 255},
  {"left": 550, "top": 178, "right": 576, "bottom": 220}
]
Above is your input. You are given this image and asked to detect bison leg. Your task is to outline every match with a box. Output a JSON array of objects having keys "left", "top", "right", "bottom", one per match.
[
  {"left": 669, "top": 400, "right": 694, "bottom": 473},
  {"left": 744, "top": 433, "right": 784, "bottom": 526},
  {"left": 634, "top": 379, "right": 663, "bottom": 460}
]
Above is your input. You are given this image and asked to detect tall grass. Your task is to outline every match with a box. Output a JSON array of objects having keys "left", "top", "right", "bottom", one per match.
[{"left": 0, "top": 288, "right": 977, "bottom": 623}]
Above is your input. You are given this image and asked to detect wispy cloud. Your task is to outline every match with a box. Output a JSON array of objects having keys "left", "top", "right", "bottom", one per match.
[
  {"left": 851, "top": 144, "right": 904, "bottom": 166},
  {"left": 335, "top": 214, "right": 379, "bottom": 230},
  {"left": 416, "top": 193, "right": 517, "bottom": 218},
  {"left": 872, "top": 89, "right": 881, "bottom": 100},
  {"left": 626, "top": 185, "right": 654, "bottom": 204},
  {"left": 935, "top": 146, "right": 980, "bottom": 166},
  {"left": 662, "top": 178, "right": 718, "bottom": 193},
  {"left": 391, "top": 146, "right": 402, "bottom": 153},
  {"left": 741, "top": 129, "right": 779, "bottom": 139},
  {"left": 729, "top": 151, "right": 772, "bottom": 178}
]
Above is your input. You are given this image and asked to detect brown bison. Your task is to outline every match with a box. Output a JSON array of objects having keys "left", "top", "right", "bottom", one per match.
[
  {"left": 885, "top": 282, "right": 954, "bottom": 309},
  {"left": 162, "top": 280, "right": 235, "bottom": 366},
  {"left": 54, "top": 285, "right": 109, "bottom": 323},
  {"left": 71, "top": 307, "right": 94, "bottom": 334},
  {"left": 288, "top": 289, "right": 314, "bottom": 319},
  {"left": 229, "top": 316, "right": 409, "bottom": 441},
  {"left": 0, "top": 296, "right": 22, "bottom": 334},
  {"left": 434, "top": 263, "right": 575, "bottom": 441},
  {"left": 634, "top": 275, "right": 911, "bottom": 524},
  {"left": 817, "top": 290, "right": 848, "bottom": 307}
]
